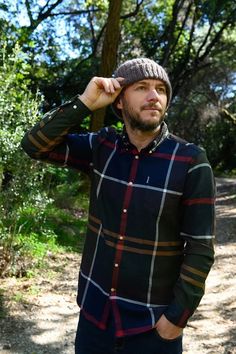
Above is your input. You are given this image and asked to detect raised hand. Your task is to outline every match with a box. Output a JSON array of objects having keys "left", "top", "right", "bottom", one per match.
[{"left": 79, "top": 76, "right": 124, "bottom": 111}]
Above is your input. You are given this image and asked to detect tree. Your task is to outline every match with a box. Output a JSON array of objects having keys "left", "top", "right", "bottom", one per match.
[
  {"left": 91, "top": 0, "right": 123, "bottom": 131},
  {"left": 167, "top": 24, "right": 236, "bottom": 172},
  {"left": 119, "top": 0, "right": 236, "bottom": 96}
]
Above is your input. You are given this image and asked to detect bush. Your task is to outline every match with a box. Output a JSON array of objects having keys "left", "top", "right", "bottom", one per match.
[
  {"left": 0, "top": 43, "right": 45, "bottom": 205},
  {"left": 0, "top": 43, "right": 51, "bottom": 276}
]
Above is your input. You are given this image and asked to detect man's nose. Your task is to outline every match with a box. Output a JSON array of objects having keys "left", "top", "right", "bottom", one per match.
[{"left": 146, "top": 89, "right": 159, "bottom": 102}]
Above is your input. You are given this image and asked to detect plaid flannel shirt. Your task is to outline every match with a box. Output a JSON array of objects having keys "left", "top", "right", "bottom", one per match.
[{"left": 21, "top": 95, "right": 215, "bottom": 337}]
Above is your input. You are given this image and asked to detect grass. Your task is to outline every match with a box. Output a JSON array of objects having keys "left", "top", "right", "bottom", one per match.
[
  {"left": 0, "top": 189, "right": 89, "bottom": 278},
  {"left": 28, "top": 285, "right": 41, "bottom": 296},
  {"left": 214, "top": 168, "right": 236, "bottom": 178},
  {"left": 11, "top": 292, "right": 25, "bottom": 303}
]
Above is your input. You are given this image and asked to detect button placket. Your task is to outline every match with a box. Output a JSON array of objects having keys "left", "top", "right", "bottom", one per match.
[{"left": 110, "top": 150, "right": 140, "bottom": 298}]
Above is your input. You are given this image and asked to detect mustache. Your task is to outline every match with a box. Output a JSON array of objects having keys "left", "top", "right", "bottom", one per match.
[{"left": 140, "top": 103, "right": 162, "bottom": 111}]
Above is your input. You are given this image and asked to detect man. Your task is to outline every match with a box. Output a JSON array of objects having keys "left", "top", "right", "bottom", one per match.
[{"left": 22, "top": 58, "right": 215, "bottom": 354}]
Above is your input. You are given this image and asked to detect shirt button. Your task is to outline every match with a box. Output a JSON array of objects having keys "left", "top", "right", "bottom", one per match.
[
  {"left": 73, "top": 105, "right": 77, "bottom": 109},
  {"left": 119, "top": 236, "right": 124, "bottom": 240},
  {"left": 114, "top": 263, "right": 119, "bottom": 268},
  {"left": 149, "top": 150, "right": 152, "bottom": 154},
  {"left": 135, "top": 155, "right": 139, "bottom": 159},
  {"left": 123, "top": 208, "right": 127, "bottom": 213},
  {"left": 111, "top": 288, "right": 116, "bottom": 292}
]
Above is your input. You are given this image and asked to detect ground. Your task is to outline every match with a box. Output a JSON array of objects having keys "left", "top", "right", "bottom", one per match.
[{"left": 0, "top": 177, "right": 235, "bottom": 354}]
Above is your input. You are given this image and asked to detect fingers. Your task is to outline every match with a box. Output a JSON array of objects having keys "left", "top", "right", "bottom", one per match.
[
  {"left": 80, "top": 76, "right": 125, "bottom": 111},
  {"left": 93, "top": 77, "right": 124, "bottom": 94}
]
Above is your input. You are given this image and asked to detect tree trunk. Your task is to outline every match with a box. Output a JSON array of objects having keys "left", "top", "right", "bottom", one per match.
[{"left": 91, "top": 0, "right": 123, "bottom": 131}]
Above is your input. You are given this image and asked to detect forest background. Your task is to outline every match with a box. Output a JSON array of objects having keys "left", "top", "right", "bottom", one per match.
[{"left": 0, "top": 0, "right": 235, "bottom": 278}]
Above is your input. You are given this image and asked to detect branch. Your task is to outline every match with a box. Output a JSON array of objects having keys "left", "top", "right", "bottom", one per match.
[
  {"left": 23, "top": 0, "right": 100, "bottom": 35},
  {"left": 26, "top": 0, "right": 64, "bottom": 31},
  {"left": 62, "top": 24, "right": 107, "bottom": 86},
  {"left": 25, "top": 0, "right": 33, "bottom": 26},
  {"left": 172, "top": 6, "right": 236, "bottom": 98},
  {"left": 195, "top": 19, "right": 214, "bottom": 59},
  {"left": 179, "top": 3, "right": 197, "bottom": 69},
  {"left": 173, "top": 1, "right": 194, "bottom": 56},
  {"left": 172, "top": 61, "right": 211, "bottom": 98},
  {"left": 120, "top": 0, "right": 144, "bottom": 19},
  {"left": 87, "top": 7, "right": 97, "bottom": 52},
  {"left": 220, "top": 108, "right": 236, "bottom": 124},
  {"left": 149, "top": 0, "right": 185, "bottom": 62},
  {"left": 37, "top": 0, "right": 64, "bottom": 21},
  {"left": 197, "top": 19, "right": 233, "bottom": 66},
  {"left": 38, "top": 0, "right": 51, "bottom": 18},
  {"left": 46, "top": 8, "right": 101, "bottom": 17},
  {"left": 195, "top": 6, "right": 236, "bottom": 65}
]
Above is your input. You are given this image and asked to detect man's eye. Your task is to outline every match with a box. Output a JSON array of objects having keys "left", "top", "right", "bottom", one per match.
[
  {"left": 157, "top": 87, "right": 166, "bottom": 94},
  {"left": 136, "top": 86, "right": 146, "bottom": 90}
]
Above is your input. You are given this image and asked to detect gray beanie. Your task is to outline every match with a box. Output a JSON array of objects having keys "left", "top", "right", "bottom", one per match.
[{"left": 113, "top": 58, "right": 172, "bottom": 108}]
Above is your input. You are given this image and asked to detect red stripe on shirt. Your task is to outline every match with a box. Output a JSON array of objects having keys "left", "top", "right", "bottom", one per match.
[
  {"left": 116, "top": 324, "right": 154, "bottom": 337},
  {"left": 49, "top": 152, "right": 90, "bottom": 166},
  {"left": 152, "top": 152, "right": 193, "bottom": 162},
  {"left": 81, "top": 309, "right": 106, "bottom": 330},
  {"left": 183, "top": 198, "right": 215, "bottom": 206}
]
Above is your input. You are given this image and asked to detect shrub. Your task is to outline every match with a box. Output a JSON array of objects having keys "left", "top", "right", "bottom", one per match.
[{"left": 0, "top": 43, "right": 49, "bottom": 276}]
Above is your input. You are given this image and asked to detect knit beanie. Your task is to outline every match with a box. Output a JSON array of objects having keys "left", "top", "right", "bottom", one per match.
[{"left": 113, "top": 58, "right": 172, "bottom": 111}]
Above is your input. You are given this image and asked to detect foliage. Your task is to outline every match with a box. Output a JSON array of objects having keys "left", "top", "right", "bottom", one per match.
[
  {"left": 0, "top": 43, "right": 49, "bottom": 276},
  {"left": 0, "top": 192, "right": 88, "bottom": 278},
  {"left": 203, "top": 115, "right": 236, "bottom": 172},
  {"left": 167, "top": 27, "right": 236, "bottom": 173},
  {"left": 0, "top": 43, "right": 44, "bottom": 204},
  {"left": 0, "top": 43, "right": 90, "bottom": 278}
]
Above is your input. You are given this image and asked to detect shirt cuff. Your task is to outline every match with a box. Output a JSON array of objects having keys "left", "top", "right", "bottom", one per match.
[
  {"left": 57, "top": 96, "right": 91, "bottom": 125},
  {"left": 164, "top": 300, "right": 192, "bottom": 328}
]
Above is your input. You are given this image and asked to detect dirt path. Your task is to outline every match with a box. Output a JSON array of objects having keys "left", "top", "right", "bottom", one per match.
[{"left": 0, "top": 177, "right": 235, "bottom": 354}]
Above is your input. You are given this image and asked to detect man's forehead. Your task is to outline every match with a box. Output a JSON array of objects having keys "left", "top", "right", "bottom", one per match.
[{"left": 133, "top": 79, "right": 166, "bottom": 86}]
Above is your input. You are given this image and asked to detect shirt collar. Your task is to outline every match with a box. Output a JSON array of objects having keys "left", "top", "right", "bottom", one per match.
[{"left": 120, "top": 122, "right": 169, "bottom": 152}]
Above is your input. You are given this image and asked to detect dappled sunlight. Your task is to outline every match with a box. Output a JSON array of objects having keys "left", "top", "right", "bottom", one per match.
[
  {"left": 183, "top": 178, "right": 236, "bottom": 353},
  {"left": 0, "top": 252, "right": 81, "bottom": 353},
  {"left": 30, "top": 293, "right": 79, "bottom": 346}
]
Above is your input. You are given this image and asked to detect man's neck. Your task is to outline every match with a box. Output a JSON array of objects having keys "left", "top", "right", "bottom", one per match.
[{"left": 125, "top": 124, "right": 162, "bottom": 152}]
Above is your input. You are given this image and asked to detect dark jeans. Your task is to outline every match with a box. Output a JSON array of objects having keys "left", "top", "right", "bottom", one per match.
[{"left": 75, "top": 313, "right": 183, "bottom": 354}]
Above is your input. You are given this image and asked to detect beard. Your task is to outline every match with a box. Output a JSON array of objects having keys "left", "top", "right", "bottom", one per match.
[{"left": 121, "top": 97, "right": 165, "bottom": 132}]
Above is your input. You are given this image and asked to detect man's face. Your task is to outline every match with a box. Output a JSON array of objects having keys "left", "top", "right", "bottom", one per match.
[{"left": 117, "top": 79, "right": 168, "bottom": 132}]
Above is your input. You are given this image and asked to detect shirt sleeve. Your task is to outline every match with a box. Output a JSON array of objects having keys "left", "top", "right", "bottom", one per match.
[
  {"left": 21, "top": 95, "right": 94, "bottom": 174},
  {"left": 164, "top": 149, "right": 215, "bottom": 327}
]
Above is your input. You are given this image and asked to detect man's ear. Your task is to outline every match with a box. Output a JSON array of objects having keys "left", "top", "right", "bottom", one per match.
[{"left": 116, "top": 97, "right": 123, "bottom": 110}]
